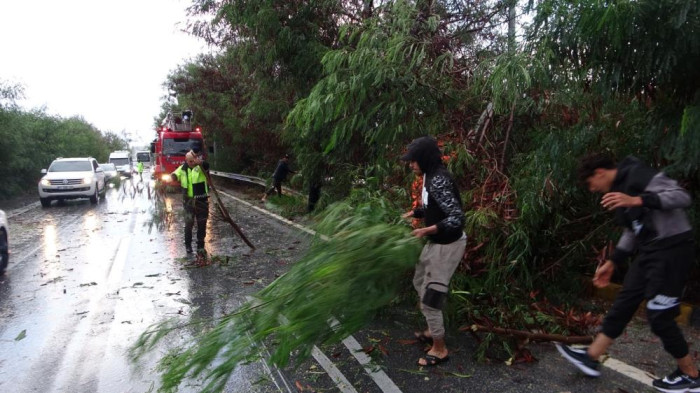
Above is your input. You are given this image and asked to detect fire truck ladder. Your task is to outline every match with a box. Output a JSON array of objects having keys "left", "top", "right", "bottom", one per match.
[{"left": 162, "top": 110, "right": 194, "bottom": 132}]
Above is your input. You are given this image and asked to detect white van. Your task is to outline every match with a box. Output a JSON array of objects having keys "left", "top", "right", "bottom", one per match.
[
  {"left": 135, "top": 150, "right": 151, "bottom": 169},
  {"left": 109, "top": 151, "right": 133, "bottom": 178}
]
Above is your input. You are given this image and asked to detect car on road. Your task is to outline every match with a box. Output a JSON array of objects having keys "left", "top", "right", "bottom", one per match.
[
  {"left": 109, "top": 150, "right": 133, "bottom": 178},
  {"left": 99, "top": 163, "right": 118, "bottom": 182},
  {"left": 0, "top": 209, "right": 8, "bottom": 275},
  {"left": 38, "top": 157, "right": 106, "bottom": 207}
]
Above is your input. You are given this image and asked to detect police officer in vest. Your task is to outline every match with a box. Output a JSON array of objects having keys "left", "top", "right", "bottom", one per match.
[{"left": 172, "top": 150, "right": 210, "bottom": 254}]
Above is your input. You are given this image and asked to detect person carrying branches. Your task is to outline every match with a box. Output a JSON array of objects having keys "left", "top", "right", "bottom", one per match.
[{"left": 401, "top": 136, "right": 467, "bottom": 367}]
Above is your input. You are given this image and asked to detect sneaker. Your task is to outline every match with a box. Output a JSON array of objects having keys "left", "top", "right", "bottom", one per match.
[
  {"left": 185, "top": 245, "right": 193, "bottom": 253},
  {"left": 555, "top": 343, "right": 601, "bottom": 377},
  {"left": 652, "top": 368, "right": 700, "bottom": 392}
]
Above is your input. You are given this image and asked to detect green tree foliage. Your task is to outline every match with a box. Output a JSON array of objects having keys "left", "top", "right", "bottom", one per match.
[
  {"left": 452, "top": 0, "right": 700, "bottom": 310},
  {"left": 140, "top": 0, "right": 700, "bottom": 367},
  {"left": 163, "top": 0, "right": 350, "bottom": 174},
  {"left": 0, "top": 98, "right": 127, "bottom": 199},
  {"left": 286, "top": 0, "right": 508, "bottom": 192}
]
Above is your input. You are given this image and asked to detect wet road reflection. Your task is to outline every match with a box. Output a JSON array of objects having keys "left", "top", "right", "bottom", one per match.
[{"left": 0, "top": 179, "right": 292, "bottom": 393}]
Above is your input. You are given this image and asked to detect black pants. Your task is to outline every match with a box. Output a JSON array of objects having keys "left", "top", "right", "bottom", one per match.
[
  {"left": 184, "top": 198, "right": 209, "bottom": 249},
  {"left": 308, "top": 184, "right": 321, "bottom": 212},
  {"left": 265, "top": 180, "right": 282, "bottom": 197},
  {"left": 601, "top": 241, "right": 695, "bottom": 358}
]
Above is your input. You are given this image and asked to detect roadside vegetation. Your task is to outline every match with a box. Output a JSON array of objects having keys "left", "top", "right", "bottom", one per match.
[
  {"left": 162, "top": 0, "right": 700, "bottom": 341},
  {"left": 0, "top": 81, "right": 128, "bottom": 199}
]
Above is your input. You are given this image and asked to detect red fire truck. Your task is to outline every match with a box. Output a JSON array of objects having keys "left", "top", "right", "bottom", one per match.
[{"left": 151, "top": 110, "right": 207, "bottom": 185}]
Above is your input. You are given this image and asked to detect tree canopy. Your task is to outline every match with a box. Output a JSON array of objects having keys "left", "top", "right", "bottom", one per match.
[{"left": 0, "top": 81, "right": 127, "bottom": 199}]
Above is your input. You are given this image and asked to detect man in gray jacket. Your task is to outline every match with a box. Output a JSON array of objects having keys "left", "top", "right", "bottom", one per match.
[{"left": 557, "top": 154, "right": 698, "bottom": 392}]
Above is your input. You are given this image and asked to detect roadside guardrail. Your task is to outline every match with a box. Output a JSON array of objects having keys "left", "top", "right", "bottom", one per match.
[{"left": 209, "top": 170, "right": 303, "bottom": 197}]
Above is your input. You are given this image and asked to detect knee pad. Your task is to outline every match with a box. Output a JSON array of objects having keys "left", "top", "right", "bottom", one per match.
[{"left": 422, "top": 282, "right": 449, "bottom": 310}]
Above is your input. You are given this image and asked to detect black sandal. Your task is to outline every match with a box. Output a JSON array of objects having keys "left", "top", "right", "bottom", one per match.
[{"left": 417, "top": 354, "right": 450, "bottom": 367}]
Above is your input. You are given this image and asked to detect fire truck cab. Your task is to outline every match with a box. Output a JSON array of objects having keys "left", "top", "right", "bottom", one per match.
[{"left": 151, "top": 110, "right": 206, "bottom": 185}]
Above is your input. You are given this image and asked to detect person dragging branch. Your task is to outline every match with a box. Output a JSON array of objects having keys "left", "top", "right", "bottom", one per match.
[
  {"left": 401, "top": 136, "right": 467, "bottom": 367},
  {"left": 262, "top": 154, "right": 295, "bottom": 202},
  {"left": 171, "top": 150, "right": 210, "bottom": 255}
]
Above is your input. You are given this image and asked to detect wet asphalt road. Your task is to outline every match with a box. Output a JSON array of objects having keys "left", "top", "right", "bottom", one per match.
[{"left": 0, "top": 176, "right": 697, "bottom": 392}]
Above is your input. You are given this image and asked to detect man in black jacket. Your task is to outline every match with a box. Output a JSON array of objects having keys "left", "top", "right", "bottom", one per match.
[
  {"left": 557, "top": 154, "right": 698, "bottom": 392},
  {"left": 262, "top": 154, "right": 295, "bottom": 202},
  {"left": 401, "top": 136, "right": 466, "bottom": 367}
]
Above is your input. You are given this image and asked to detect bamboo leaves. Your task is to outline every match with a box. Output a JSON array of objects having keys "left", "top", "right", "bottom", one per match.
[{"left": 130, "top": 200, "right": 421, "bottom": 392}]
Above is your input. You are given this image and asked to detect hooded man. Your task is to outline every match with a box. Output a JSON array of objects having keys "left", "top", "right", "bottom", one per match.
[
  {"left": 401, "top": 136, "right": 467, "bottom": 367},
  {"left": 262, "top": 154, "right": 296, "bottom": 202},
  {"left": 557, "top": 154, "right": 697, "bottom": 393}
]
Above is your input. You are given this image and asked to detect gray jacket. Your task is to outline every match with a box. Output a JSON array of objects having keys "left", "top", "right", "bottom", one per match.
[{"left": 610, "top": 157, "right": 693, "bottom": 265}]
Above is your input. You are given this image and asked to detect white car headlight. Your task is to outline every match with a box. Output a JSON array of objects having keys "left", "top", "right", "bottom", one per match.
[
  {"left": 161, "top": 174, "right": 172, "bottom": 182},
  {"left": 40, "top": 178, "right": 51, "bottom": 186},
  {"left": 83, "top": 176, "right": 93, "bottom": 185}
]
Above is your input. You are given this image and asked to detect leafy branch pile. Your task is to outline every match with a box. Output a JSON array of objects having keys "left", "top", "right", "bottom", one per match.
[{"left": 130, "top": 199, "right": 421, "bottom": 392}]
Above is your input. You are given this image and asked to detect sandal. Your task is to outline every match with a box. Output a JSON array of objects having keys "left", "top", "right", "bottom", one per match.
[{"left": 417, "top": 354, "right": 450, "bottom": 367}]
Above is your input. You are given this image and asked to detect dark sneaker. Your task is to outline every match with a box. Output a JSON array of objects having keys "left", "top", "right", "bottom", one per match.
[
  {"left": 555, "top": 343, "right": 601, "bottom": 377},
  {"left": 185, "top": 245, "right": 193, "bottom": 253},
  {"left": 652, "top": 368, "right": 700, "bottom": 392}
]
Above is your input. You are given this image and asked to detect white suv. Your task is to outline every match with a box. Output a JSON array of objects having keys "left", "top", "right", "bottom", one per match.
[{"left": 38, "top": 157, "right": 106, "bottom": 207}]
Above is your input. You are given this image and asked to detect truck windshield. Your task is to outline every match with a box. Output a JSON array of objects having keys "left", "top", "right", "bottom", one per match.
[
  {"left": 110, "top": 158, "right": 130, "bottom": 166},
  {"left": 49, "top": 161, "right": 92, "bottom": 172},
  {"left": 163, "top": 138, "right": 203, "bottom": 156},
  {"left": 136, "top": 153, "right": 150, "bottom": 162}
]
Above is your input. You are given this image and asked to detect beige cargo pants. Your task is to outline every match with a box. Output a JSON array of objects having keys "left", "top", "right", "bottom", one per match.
[{"left": 412, "top": 234, "right": 466, "bottom": 338}]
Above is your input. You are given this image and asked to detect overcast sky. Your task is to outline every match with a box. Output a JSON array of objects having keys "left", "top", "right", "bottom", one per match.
[{"left": 1, "top": 0, "right": 209, "bottom": 146}]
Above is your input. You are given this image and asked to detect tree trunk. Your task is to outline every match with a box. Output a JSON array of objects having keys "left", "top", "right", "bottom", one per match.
[
  {"left": 461, "top": 324, "right": 594, "bottom": 344},
  {"left": 508, "top": 0, "right": 517, "bottom": 53}
]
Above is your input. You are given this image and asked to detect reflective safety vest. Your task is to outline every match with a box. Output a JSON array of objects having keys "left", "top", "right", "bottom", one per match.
[
  {"left": 137, "top": 162, "right": 144, "bottom": 173},
  {"left": 172, "top": 164, "right": 208, "bottom": 198}
]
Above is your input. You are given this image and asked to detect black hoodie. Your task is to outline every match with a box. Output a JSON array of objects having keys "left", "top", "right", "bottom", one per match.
[{"left": 403, "top": 137, "right": 465, "bottom": 244}]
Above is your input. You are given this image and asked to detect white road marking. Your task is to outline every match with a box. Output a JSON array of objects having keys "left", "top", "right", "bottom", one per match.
[
  {"left": 244, "top": 296, "right": 357, "bottom": 393},
  {"left": 337, "top": 327, "right": 404, "bottom": 393},
  {"left": 602, "top": 356, "right": 656, "bottom": 386},
  {"left": 311, "top": 346, "right": 360, "bottom": 393}
]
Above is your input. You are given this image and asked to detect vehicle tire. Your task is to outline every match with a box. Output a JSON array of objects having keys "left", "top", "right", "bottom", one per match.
[
  {"left": 0, "top": 231, "right": 8, "bottom": 276},
  {"left": 90, "top": 187, "right": 98, "bottom": 204},
  {"left": 40, "top": 198, "right": 51, "bottom": 208}
]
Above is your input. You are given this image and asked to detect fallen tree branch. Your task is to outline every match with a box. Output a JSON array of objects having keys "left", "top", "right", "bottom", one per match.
[
  {"left": 204, "top": 171, "right": 255, "bottom": 250},
  {"left": 461, "top": 324, "right": 593, "bottom": 344}
]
